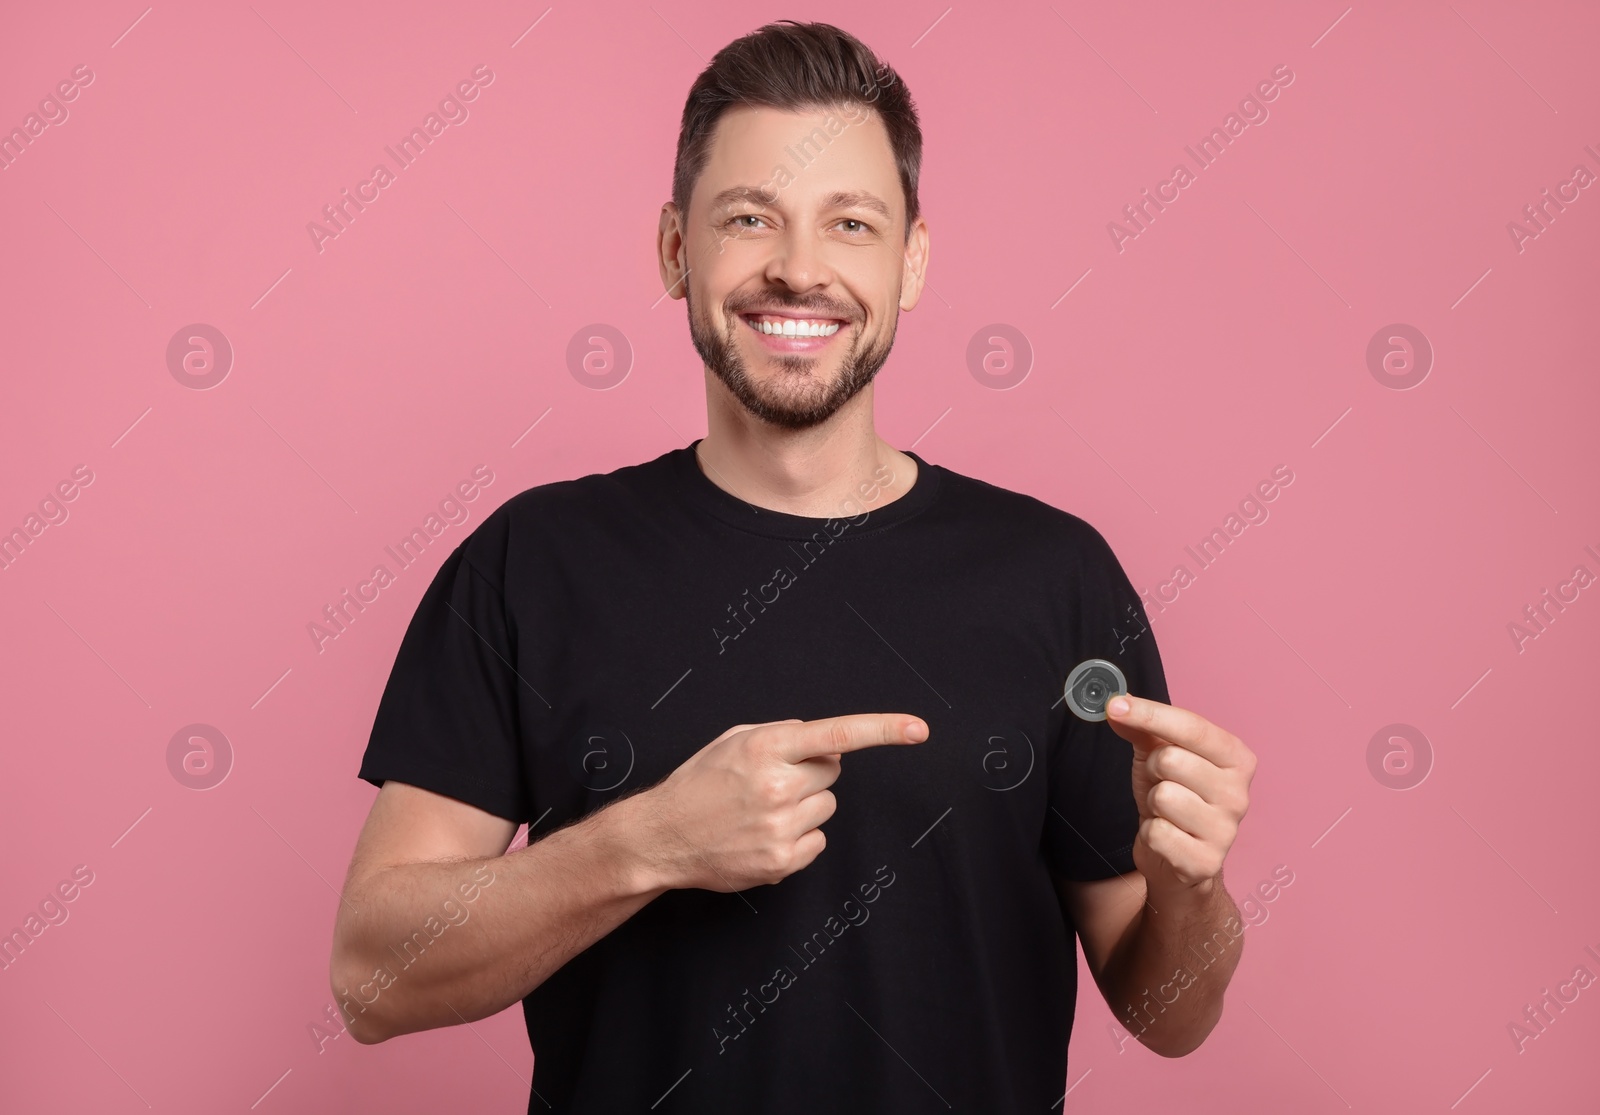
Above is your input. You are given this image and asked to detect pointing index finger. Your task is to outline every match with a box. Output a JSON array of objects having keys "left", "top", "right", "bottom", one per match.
[{"left": 769, "top": 714, "right": 928, "bottom": 764}]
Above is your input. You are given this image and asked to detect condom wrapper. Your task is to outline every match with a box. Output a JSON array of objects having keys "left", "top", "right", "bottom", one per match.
[{"left": 1064, "top": 658, "right": 1127, "bottom": 722}]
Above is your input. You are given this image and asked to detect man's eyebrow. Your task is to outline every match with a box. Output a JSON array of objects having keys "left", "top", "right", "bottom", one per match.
[
  {"left": 821, "top": 190, "right": 893, "bottom": 220},
  {"left": 708, "top": 185, "right": 779, "bottom": 212},
  {"left": 707, "top": 186, "right": 894, "bottom": 221}
]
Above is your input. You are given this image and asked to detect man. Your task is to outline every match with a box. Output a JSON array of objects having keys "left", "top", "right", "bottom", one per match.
[{"left": 331, "top": 20, "right": 1257, "bottom": 1113}]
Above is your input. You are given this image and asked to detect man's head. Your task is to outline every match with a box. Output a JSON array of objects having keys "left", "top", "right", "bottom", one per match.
[{"left": 658, "top": 21, "right": 930, "bottom": 432}]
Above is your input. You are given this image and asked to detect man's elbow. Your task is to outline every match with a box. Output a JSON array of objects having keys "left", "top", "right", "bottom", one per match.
[
  {"left": 1138, "top": 1005, "right": 1223, "bottom": 1058},
  {"left": 1139, "top": 1030, "right": 1209, "bottom": 1058},
  {"left": 329, "top": 951, "right": 395, "bottom": 1045},
  {"left": 342, "top": 1006, "right": 391, "bottom": 1046}
]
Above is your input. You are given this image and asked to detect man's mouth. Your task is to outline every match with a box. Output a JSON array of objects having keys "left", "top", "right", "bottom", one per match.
[
  {"left": 738, "top": 312, "right": 846, "bottom": 339},
  {"left": 736, "top": 313, "right": 851, "bottom": 356}
]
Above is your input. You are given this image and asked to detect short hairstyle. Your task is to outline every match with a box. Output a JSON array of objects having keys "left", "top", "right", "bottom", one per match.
[{"left": 671, "top": 20, "right": 923, "bottom": 241}]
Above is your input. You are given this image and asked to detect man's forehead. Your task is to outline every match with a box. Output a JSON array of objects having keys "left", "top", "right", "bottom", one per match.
[{"left": 697, "top": 104, "right": 898, "bottom": 210}]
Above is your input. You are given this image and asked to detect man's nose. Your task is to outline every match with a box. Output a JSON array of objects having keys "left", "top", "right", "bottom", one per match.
[{"left": 764, "top": 226, "right": 835, "bottom": 292}]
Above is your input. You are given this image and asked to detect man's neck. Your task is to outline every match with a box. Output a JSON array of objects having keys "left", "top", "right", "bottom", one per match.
[{"left": 693, "top": 423, "right": 918, "bottom": 520}]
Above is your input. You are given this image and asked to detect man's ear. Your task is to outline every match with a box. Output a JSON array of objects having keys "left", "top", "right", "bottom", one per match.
[
  {"left": 899, "top": 214, "right": 930, "bottom": 313},
  {"left": 658, "top": 203, "right": 689, "bottom": 302}
]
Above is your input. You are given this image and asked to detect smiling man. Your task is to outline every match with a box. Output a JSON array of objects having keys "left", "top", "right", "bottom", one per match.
[{"left": 332, "top": 20, "right": 1257, "bottom": 1114}]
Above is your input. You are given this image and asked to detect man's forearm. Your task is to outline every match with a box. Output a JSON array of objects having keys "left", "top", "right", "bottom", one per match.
[
  {"left": 1103, "top": 876, "right": 1244, "bottom": 1057},
  {"left": 330, "top": 791, "right": 666, "bottom": 1043}
]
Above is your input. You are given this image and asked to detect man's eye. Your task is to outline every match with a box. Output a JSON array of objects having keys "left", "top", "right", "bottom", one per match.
[{"left": 725, "top": 215, "right": 872, "bottom": 233}]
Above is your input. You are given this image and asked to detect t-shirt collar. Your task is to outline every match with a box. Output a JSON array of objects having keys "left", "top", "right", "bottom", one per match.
[{"left": 673, "top": 437, "right": 941, "bottom": 540}]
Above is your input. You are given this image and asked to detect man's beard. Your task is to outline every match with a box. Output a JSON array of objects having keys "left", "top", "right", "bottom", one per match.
[{"left": 686, "top": 285, "right": 898, "bottom": 431}]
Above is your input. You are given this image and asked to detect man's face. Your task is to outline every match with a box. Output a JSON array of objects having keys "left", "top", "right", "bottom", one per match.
[{"left": 665, "top": 104, "right": 927, "bottom": 431}]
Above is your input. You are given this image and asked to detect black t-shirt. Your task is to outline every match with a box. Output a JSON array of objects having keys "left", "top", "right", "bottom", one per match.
[{"left": 357, "top": 439, "right": 1170, "bottom": 1114}]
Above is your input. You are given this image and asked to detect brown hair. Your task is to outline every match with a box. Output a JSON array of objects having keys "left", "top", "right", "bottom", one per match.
[{"left": 672, "top": 21, "right": 922, "bottom": 241}]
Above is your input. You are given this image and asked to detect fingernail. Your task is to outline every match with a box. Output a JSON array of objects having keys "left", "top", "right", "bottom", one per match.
[
  {"left": 907, "top": 720, "right": 928, "bottom": 742},
  {"left": 1108, "top": 697, "right": 1130, "bottom": 716}
]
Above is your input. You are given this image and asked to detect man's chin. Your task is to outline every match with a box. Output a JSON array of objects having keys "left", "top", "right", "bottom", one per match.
[
  {"left": 743, "top": 354, "right": 832, "bottom": 379},
  {"left": 712, "top": 371, "right": 842, "bottom": 429}
]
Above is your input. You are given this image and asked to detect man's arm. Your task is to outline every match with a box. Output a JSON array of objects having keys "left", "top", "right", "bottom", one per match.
[
  {"left": 1056, "top": 867, "right": 1244, "bottom": 1057},
  {"left": 330, "top": 713, "right": 925, "bottom": 1044},
  {"left": 1055, "top": 691, "right": 1257, "bottom": 1057},
  {"left": 329, "top": 781, "right": 666, "bottom": 1044}
]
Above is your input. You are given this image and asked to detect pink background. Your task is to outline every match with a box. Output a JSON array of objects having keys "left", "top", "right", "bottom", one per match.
[{"left": 3, "top": 1, "right": 1597, "bottom": 1111}]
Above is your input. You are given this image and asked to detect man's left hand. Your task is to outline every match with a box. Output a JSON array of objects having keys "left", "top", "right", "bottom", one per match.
[{"left": 1104, "top": 694, "right": 1256, "bottom": 898}]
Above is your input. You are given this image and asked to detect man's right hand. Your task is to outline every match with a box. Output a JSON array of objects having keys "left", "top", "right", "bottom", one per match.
[{"left": 630, "top": 714, "right": 929, "bottom": 893}]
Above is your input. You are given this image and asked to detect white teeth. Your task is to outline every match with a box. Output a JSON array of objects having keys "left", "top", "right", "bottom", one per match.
[{"left": 748, "top": 317, "right": 841, "bottom": 337}]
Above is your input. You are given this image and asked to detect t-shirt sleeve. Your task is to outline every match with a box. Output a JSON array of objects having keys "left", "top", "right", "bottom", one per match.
[
  {"left": 1043, "top": 522, "right": 1171, "bottom": 882},
  {"left": 356, "top": 531, "right": 533, "bottom": 824}
]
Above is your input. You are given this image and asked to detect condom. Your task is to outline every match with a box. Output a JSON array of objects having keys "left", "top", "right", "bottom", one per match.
[{"left": 1064, "top": 659, "right": 1127, "bottom": 722}]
